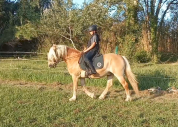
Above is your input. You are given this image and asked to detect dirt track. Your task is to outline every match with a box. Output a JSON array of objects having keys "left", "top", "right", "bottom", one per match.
[{"left": 0, "top": 79, "right": 178, "bottom": 102}]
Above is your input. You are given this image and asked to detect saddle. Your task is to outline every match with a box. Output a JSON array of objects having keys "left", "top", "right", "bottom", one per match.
[{"left": 78, "top": 53, "right": 104, "bottom": 71}]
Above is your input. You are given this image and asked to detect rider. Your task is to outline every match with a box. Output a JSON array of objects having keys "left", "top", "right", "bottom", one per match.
[{"left": 83, "top": 25, "right": 100, "bottom": 75}]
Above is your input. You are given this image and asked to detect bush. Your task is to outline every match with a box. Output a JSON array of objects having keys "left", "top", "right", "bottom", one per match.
[
  {"left": 134, "top": 51, "right": 150, "bottom": 63},
  {"left": 160, "top": 53, "right": 178, "bottom": 63}
]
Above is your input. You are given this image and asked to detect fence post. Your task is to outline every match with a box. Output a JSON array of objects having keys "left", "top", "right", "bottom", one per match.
[{"left": 115, "top": 46, "right": 118, "bottom": 54}]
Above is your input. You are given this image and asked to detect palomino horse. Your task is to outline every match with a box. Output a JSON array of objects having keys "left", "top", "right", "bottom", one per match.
[{"left": 48, "top": 44, "right": 139, "bottom": 101}]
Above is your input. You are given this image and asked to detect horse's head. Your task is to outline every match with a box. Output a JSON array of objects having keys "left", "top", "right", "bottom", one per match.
[{"left": 47, "top": 44, "right": 67, "bottom": 68}]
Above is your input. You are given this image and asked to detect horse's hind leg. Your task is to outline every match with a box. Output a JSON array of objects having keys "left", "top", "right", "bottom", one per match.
[
  {"left": 99, "top": 75, "right": 114, "bottom": 100},
  {"left": 116, "top": 75, "right": 131, "bottom": 101},
  {"left": 81, "top": 78, "right": 95, "bottom": 98}
]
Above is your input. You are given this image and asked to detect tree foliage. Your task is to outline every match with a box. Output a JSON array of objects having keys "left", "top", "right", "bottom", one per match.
[{"left": 0, "top": 0, "right": 178, "bottom": 62}]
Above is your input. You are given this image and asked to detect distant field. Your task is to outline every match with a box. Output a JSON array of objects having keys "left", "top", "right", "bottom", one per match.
[{"left": 0, "top": 59, "right": 178, "bottom": 126}]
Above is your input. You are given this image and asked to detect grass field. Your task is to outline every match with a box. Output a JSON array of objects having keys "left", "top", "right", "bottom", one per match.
[{"left": 0, "top": 59, "right": 178, "bottom": 126}]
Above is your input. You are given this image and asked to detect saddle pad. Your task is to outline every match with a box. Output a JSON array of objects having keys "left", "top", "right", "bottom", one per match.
[{"left": 79, "top": 54, "right": 104, "bottom": 71}]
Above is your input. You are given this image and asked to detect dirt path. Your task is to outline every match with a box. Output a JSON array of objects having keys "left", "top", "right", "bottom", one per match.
[{"left": 0, "top": 79, "right": 178, "bottom": 102}]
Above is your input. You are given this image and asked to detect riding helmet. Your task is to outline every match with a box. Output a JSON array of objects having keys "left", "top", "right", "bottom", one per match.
[{"left": 88, "top": 25, "right": 97, "bottom": 32}]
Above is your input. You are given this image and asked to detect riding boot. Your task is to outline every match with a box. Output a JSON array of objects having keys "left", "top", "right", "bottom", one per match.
[{"left": 86, "top": 60, "right": 97, "bottom": 75}]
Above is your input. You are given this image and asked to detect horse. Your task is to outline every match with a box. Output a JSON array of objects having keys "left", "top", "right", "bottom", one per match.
[{"left": 47, "top": 44, "right": 139, "bottom": 101}]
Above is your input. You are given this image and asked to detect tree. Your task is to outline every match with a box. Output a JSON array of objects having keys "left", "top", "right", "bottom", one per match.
[
  {"left": 15, "top": 0, "right": 40, "bottom": 40},
  {"left": 1, "top": 0, "right": 178, "bottom": 62},
  {"left": 0, "top": 0, "right": 18, "bottom": 45},
  {"left": 139, "top": 0, "right": 178, "bottom": 62}
]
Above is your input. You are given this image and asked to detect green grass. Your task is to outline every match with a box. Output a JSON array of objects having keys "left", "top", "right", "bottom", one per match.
[
  {"left": 0, "top": 59, "right": 178, "bottom": 126},
  {"left": 0, "top": 60, "right": 71, "bottom": 84},
  {"left": 0, "top": 60, "right": 178, "bottom": 89},
  {"left": 0, "top": 60, "right": 114, "bottom": 88},
  {"left": 132, "top": 63, "right": 178, "bottom": 89},
  {"left": 0, "top": 84, "right": 178, "bottom": 127}
]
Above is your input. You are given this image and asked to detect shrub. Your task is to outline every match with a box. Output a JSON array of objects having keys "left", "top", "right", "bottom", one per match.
[
  {"left": 160, "top": 53, "right": 178, "bottom": 63},
  {"left": 134, "top": 50, "right": 150, "bottom": 63}
]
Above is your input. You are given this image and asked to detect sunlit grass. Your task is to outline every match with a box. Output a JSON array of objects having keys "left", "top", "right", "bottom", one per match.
[
  {"left": 132, "top": 63, "right": 178, "bottom": 89},
  {"left": 0, "top": 84, "right": 178, "bottom": 127},
  {"left": 0, "top": 60, "right": 178, "bottom": 89},
  {"left": 0, "top": 59, "right": 178, "bottom": 126}
]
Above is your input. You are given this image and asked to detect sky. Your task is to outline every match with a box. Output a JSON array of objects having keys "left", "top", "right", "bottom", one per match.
[{"left": 73, "top": 0, "right": 84, "bottom": 5}]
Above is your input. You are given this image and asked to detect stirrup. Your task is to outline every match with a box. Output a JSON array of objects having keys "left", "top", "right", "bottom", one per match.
[
  {"left": 85, "top": 70, "right": 96, "bottom": 77},
  {"left": 85, "top": 71, "right": 91, "bottom": 77}
]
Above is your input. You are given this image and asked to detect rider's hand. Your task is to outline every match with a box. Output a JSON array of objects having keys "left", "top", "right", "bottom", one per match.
[
  {"left": 83, "top": 49, "right": 89, "bottom": 53},
  {"left": 81, "top": 51, "right": 85, "bottom": 54},
  {"left": 83, "top": 46, "right": 87, "bottom": 50}
]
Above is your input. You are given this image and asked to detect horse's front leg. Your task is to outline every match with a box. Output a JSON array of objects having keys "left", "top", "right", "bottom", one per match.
[
  {"left": 81, "top": 78, "right": 95, "bottom": 98},
  {"left": 69, "top": 75, "right": 79, "bottom": 101}
]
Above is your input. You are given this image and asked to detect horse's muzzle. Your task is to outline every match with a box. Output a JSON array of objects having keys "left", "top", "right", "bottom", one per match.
[{"left": 48, "top": 62, "right": 57, "bottom": 68}]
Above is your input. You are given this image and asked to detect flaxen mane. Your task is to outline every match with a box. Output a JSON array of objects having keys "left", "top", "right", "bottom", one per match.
[{"left": 56, "top": 45, "right": 67, "bottom": 58}]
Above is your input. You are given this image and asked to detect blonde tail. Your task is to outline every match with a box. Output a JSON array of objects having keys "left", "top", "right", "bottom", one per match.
[{"left": 122, "top": 56, "right": 139, "bottom": 95}]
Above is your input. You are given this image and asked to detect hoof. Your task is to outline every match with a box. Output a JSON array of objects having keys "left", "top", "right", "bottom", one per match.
[
  {"left": 125, "top": 97, "right": 132, "bottom": 101},
  {"left": 99, "top": 95, "right": 105, "bottom": 100},
  {"left": 69, "top": 97, "right": 76, "bottom": 101},
  {"left": 90, "top": 93, "right": 95, "bottom": 99}
]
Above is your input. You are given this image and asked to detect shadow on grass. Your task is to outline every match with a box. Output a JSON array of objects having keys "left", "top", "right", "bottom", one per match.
[
  {"left": 137, "top": 70, "right": 175, "bottom": 90},
  {"left": 109, "top": 70, "right": 176, "bottom": 100}
]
